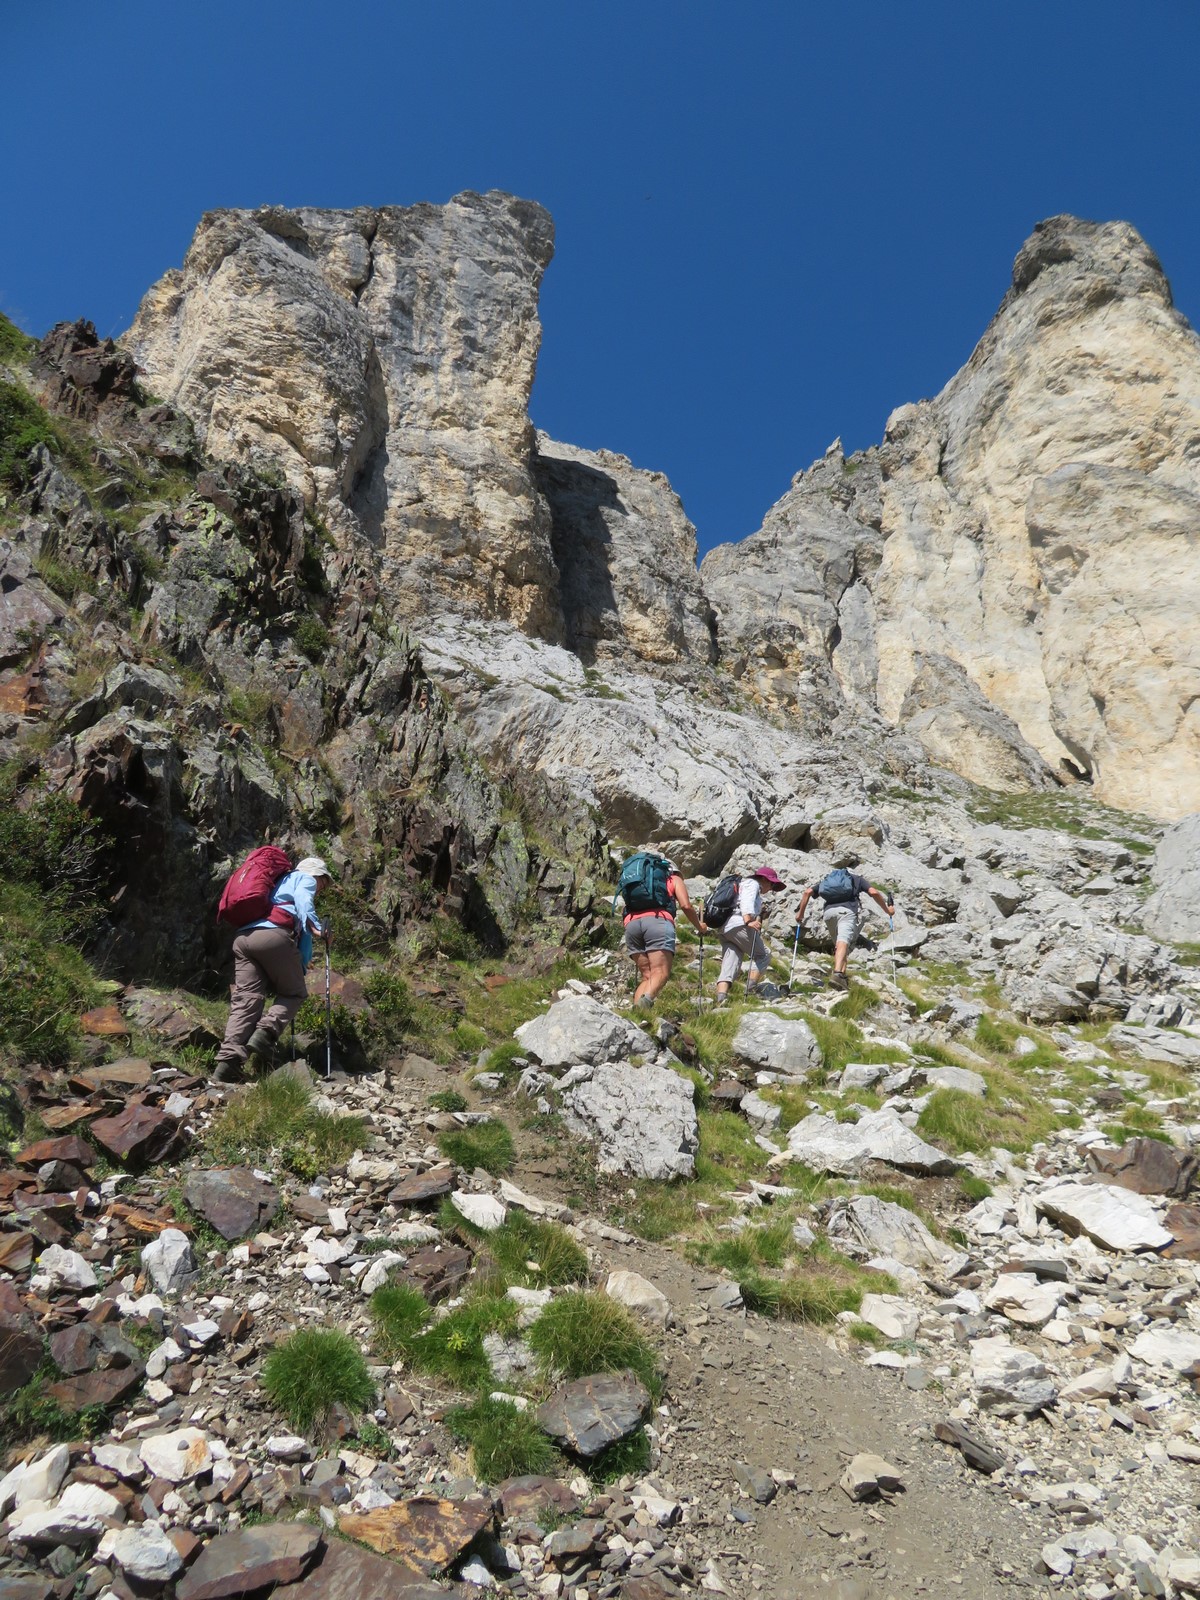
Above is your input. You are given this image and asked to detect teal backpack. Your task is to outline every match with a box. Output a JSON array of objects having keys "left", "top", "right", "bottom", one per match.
[{"left": 615, "top": 852, "right": 675, "bottom": 916}]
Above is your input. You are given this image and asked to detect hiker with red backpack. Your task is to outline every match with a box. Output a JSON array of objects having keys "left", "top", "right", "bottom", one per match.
[
  {"left": 615, "top": 850, "right": 704, "bottom": 1009},
  {"left": 703, "top": 866, "right": 787, "bottom": 1006},
  {"left": 214, "top": 850, "right": 333, "bottom": 1082},
  {"left": 794, "top": 868, "right": 894, "bottom": 991}
]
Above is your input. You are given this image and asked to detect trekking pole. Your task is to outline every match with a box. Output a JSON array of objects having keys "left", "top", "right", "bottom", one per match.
[
  {"left": 788, "top": 922, "right": 800, "bottom": 993},
  {"left": 697, "top": 932, "right": 704, "bottom": 1007},
  {"left": 323, "top": 932, "right": 333, "bottom": 1081},
  {"left": 889, "top": 904, "right": 898, "bottom": 990}
]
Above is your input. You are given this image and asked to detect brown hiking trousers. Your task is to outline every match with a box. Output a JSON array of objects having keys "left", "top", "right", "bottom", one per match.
[{"left": 216, "top": 927, "right": 308, "bottom": 1065}]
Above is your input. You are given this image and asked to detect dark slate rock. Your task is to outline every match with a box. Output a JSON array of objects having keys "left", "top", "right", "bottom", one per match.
[
  {"left": 536, "top": 1371, "right": 650, "bottom": 1458},
  {"left": 175, "top": 1525, "right": 323, "bottom": 1600},
  {"left": 182, "top": 1168, "right": 280, "bottom": 1242}
]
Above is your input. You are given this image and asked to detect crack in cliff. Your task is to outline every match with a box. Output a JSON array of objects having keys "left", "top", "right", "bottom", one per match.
[{"left": 354, "top": 212, "right": 381, "bottom": 307}]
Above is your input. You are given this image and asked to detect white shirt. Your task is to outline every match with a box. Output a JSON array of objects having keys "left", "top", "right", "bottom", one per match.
[{"left": 724, "top": 877, "right": 762, "bottom": 934}]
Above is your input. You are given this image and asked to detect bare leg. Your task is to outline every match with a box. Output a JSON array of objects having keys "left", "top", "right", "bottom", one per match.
[
  {"left": 640, "top": 950, "right": 673, "bottom": 1002},
  {"left": 631, "top": 951, "right": 652, "bottom": 1001},
  {"left": 833, "top": 940, "right": 850, "bottom": 974}
]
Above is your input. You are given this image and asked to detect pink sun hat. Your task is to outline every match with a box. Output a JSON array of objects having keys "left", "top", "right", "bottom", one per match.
[{"left": 751, "top": 866, "right": 787, "bottom": 889}]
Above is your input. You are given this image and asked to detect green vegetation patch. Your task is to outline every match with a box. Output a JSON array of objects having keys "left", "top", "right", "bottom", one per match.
[
  {"left": 261, "top": 1328, "right": 374, "bottom": 1434},
  {"left": 429, "top": 1089, "right": 468, "bottom": 1113},
  {"left": 437, "top": 1118, "right": 515, "bottom": 1175},
  {"left": 0, "top": 882, "right": 104, "bottom": 1068},
  {"left": 0, "top": 1364, "right": 111, "bottom": 1445},
  {"left": 469, "top": 1211, "right": 589, "bottom": 1290},
  {"left": 737, "top": 1241, "right": 897, "bottom": 1324},
  {"left": 526, "top": 1290, "right": 661, "bottom": 1399},
  {"left": 371, "top": 1284, "right": 519, "bottom": 1389},
  {"left": 205, "top": 1071, "right": 365, "bottom": 1178},
  {"left": 444, "top": 1395, "right": 559, "bottom": 1482},
  {"left": 916, "top": 1071, "right": 1079, "bottom": 1155}
]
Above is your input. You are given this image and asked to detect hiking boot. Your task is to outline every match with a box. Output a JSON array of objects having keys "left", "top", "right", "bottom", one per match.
[
  {"left": 212, "top": 1058, "right": 246, "bottom": 1084},
  {"left": 829, "top": 971, "right": 850, "bottom": 991},
  {"left": 246, "top": 1027, "right": 278, "bottom": 1061}
]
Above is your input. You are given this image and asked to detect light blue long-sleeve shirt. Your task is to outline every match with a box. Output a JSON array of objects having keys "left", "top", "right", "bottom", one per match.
[{"left": 249, "top": 871, "right": 325, "bottom": 967}]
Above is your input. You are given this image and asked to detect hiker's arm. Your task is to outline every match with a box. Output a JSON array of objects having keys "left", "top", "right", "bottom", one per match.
[
  {"left": 868, "top": 887, "right": 895, "bottom": 916},
  {"left": 672, "top": 875, "right": 703, "bottom": 933},
  {"left": 293, "top": 876, "right": 328, "bottom": 940},
  {"left": 795, "top": 888, "right": 812, "bottom": 923}
]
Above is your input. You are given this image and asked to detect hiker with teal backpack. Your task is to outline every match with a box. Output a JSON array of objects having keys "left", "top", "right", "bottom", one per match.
[
  {"left": 794, "top": 868, "right": 894, "bottom": 991},
  {"left": 615, "top": 850, "right": 703, "bottom": 1009}
]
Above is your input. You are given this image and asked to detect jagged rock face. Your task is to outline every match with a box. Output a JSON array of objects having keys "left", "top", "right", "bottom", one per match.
[
  {"left": 877, "top": 216, "right": 1200, "bottom": 816},
  {"left": 534, "top": 435, "right": 716, "bottom": 667},
  {"left": 898, "top": 653, "right": 1058, "bottom": 794},
  {"left": 125, "top": 194, "right": 563, "bottom": 640},
  {"left": 706, "top": 217, "right": 1200, "bottom": 821},
  {"left": 700, "top": 442, "right": 883, "bottom": 722}
]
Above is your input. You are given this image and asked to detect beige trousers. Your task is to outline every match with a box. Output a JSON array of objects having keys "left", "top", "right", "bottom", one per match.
[{"left": 216, "top": 927, "right": 308, "bottom": 1065}]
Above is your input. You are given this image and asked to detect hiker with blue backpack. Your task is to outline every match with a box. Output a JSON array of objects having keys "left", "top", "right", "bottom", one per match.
[
  {"left": 213, "top": 850, "right": 333, "bottom": 1082},
  {"left": 615, "top": 850, "right": 704, "bottom": 1008},
  {"left": 794, "top": 867, "right": 894, "bottom": 991}
]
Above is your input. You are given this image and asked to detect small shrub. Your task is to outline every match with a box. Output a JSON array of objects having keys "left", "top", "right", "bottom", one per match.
[
  {"left": 261, "top": 1328, "right": 374, "bottom": 1433},
  {"left": 371, "top": 1286, "right": 518, "bottom": 1389},
  {"left": 469, "top": 1212, "right": 589, "bottom": 1289},
  {"left": 0, "top": 381, "right": 61, "bottom": 490},
  {"left": 0, "top": 774, "right": 115, "bottom": 940},
  {"left": 438, "top": 1119, "right": 515, "bottom": 1175},
  {"left": 206, "top": 1072, "right": 365, "bottom": 1176},
  {"left": 429, "top": 1089, "right": 468, "bottom": 1113},
  {"left": 589, "top": 1426, "right": 652, "bottom": 1482},
  {"left": 294, "top": 615, "right": 331, "bottom": 662},
  {"left": 0, "top": 314, "right": 34, "bottom": 364},
  {"left": 445, "top": 1396, "right": 558, "bottom": 1482},
  {"left": 847, "top": 1321, "right": 886, "bottom": 1346},
  {"left": 1, "top": 1365, "right": 111, "bottom": 1444},
  {"left": 483, "top": 1041, "right": 526, "bottom": 1074},
  {"left": 957, "top": 1173, "right": 994, "bottom": 1203},
  {"left": 690, "top": 1218, "right": 794, "bottom": 1276},
  {"left": 527, "top": 1291, "right": 661, "bottom": 1398},
  {"left": 353, "top": 1418, "right": 394, "bottom": 1458},
  {"left": 453, "top": 1020, "right": 488, "bottom": 1054}
]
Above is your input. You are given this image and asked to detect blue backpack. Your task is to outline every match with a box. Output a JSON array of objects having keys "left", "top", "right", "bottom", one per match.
[
  {"left": 817, "top": 868, "right": 858, "bottom": 905},
  {"left": 615, "top": 852, "right": 675, "bottom": 916}
]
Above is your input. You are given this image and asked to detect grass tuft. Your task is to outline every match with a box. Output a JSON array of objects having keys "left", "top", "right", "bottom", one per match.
[
  {"left": 444, "top": 1395, "right": 558, "bottom": 1482},
  {"left": 371, "top": 1286, "right": 519, "bottom": 1389},
  {"left": 460, "top": 1210, "right": 589, "bottom": 1289},
  {"left": 261, "top": 1328, "right": 374, "bottom": 1434},
  {"left": 429, "top": 1090, "right": 468, "bottom": 1113},
  {"left": 437, "top": 1119, "right": 515, "bottom": 1175},
  {"left": 527, "top": 1291, "right": 661, "bottom": 1399},
  {"left": 205, "top": 1072, "right": 365, "bottom": 1177}
]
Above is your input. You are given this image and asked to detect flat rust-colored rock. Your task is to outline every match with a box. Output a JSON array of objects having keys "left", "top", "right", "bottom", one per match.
[
  {"left": 79, "top": 1005, "right": 130, "bottom": 1037},
  {"left": 73, "top": 1058, "right": 154, "bottom": 1094},
  {"left": 48, "top": 1362, "right": 145, "bottom": 1411},
  {"left": 90, "top": 1104, "right": 178, "bottom": 1165},
  {"left": 175, "top": 1524, "right": 323, "bottom": 1600},
  {"left": 16, "top": 1135, "right": 97, "bottom": 1170},
  {"left": 338, "top": 1494, "right": 493, "bottom": 1572},
  {"left": 0, "top": 1233, "right": 34, "bottom": 1272},
  {"left": 1089, "top": 1137, "right": 1197, "bottom": 1198},
  {"left": 395, "top": 1243, "right": 472, "bottom": 1302},
  {"left": 536, "top": 1371, "right": 650, "bottom": 1458},
  {"left": 1163, "top": 1203, "right": 1200, "bottom": 1260},
  {"left": 388, "top": 1166, "right": 454, "bottom": 1205},
  {"left": 497, "top": 1475, "right": 580, "bottom": 1521},
  {"left": 39, "top": 1104, "right": 96, "bottom": 1130}
]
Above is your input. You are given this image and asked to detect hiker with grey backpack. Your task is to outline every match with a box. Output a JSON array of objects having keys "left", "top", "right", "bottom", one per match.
[
  {"left": 615, "top": 850, "right": 703, "bottom": 1009},
  {"left": 794, "top": 867, "right": 893, "bottom": 990}
]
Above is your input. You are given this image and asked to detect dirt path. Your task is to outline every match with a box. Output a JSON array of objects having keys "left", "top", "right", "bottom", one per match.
[{"left": 606, "top": 1235, "right": 1052, "bottom": 1599}]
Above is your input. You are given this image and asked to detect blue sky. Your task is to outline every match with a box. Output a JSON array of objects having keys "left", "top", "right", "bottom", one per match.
[{"left": 4, "top": 2, "right": 1198, "bottom": 553}]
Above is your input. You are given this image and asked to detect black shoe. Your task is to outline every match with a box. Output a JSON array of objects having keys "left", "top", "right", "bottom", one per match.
[
  {"left": 246, "top": 1027, "right": 278, "bottom": 1061},
  {"left": 212, "top": 1058, "right": 246, "bottom": 1084}
]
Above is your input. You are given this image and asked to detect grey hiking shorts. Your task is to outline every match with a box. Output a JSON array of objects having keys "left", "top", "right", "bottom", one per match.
[
  {"left": 624, "top": 914, "right": 677, "bottom": 955},
  {"left": 824, "top": 903, "right": 861, "bottom": 946}
]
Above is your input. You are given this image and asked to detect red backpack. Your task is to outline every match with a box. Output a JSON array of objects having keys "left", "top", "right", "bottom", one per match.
[{"left": 217, "top": 846, "right": 293, "bottom": 928}]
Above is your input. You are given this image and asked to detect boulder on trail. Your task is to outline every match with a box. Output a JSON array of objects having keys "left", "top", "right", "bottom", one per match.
[
  {"left": 1087, "top": 1137, "right": 1197, "bottom": 1198},
  {"left": 825, "top": 1194, "right": 966, "bottom": 1274},
  {"left": 785, "top": 1109, "right": 959, "bottom": 1176},
  {"left": 536, "top": 1371, "right": 650, "bottom": 1457},
  {"left": 558, "top": 1062, "right": 698, "bottom": 1180},
  {"left": 1107, "top": 1023, "right": 1200, "bottom": 1068},
  {"left": 515, "top": 994, "right": 650, "bottom": 1069},
  {"left": 730, "top": 1011, "right": 821, "bottom": 1077},
  {"left": 182, "top": 1167, "right": 280, "bottom": 1241},
  {"left": 1034, "top": 1179, "right": 1174, "bottom": 1253}
]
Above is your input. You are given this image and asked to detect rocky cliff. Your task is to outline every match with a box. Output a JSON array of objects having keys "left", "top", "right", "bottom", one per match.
[{"left": 703, "top": 217, "right": 1200, "bottom": 820}]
